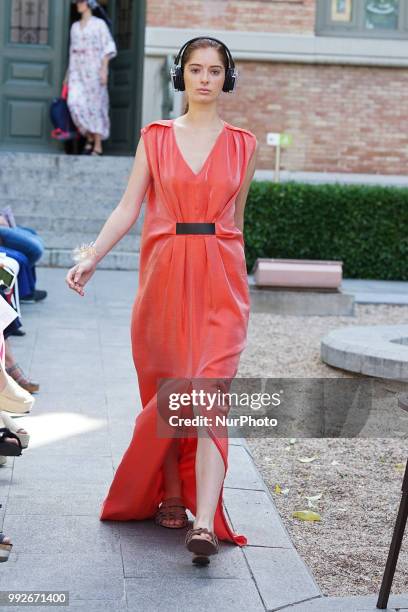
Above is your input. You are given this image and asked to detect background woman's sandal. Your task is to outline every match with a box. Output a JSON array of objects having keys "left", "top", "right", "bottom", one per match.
[
  {"left": 84, "top": 139, "right": 94, "bottom": 154},
  {"left": 185, "top": 527, "right": 219, "bottom": 565},
  {"left": 154, "top": 497, "right": 188, "bottom": 529}
]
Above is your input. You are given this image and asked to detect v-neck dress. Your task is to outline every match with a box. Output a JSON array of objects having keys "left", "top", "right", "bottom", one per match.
[{"left": 99, "top": 118, "right": 257, "bottom": 546}]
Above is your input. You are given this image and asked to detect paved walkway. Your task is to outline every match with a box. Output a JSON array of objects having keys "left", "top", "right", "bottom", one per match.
[
  {"left": 341, "top": 279, "right": 408, "bottom": 305},
  {"left": 0, "top": 268, "right": 407, "bottom": 611}
]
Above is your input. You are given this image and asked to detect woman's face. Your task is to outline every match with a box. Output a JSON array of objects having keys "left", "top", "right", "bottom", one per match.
[
  {"left": 183, "top": 47, "right": 226, "bottom": 105},
  {"left": 75, "top": 1, "right": 89, "bottom": 14}
]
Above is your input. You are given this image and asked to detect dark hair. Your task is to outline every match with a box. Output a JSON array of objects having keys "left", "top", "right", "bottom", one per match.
[
  {"left": 73, "top": 2, "right": 113, "bottom": 33},
  {"left": 93, "top": 6, "right": 113, "bottom": 33},
  {"left": 180, "top": 38, "right": 229, "bottom": 114}
]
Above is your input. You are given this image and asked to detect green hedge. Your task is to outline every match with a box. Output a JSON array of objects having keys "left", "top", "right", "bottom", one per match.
[{"left": 243, "top": 181, "right": 408, "bottom": 280}]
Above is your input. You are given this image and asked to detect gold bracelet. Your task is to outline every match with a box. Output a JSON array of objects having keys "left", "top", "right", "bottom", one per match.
[{"left": 71, "top": 241, "right": 98, "bottom": 263}]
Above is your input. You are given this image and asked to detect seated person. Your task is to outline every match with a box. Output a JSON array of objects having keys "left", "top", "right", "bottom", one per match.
[{"left": 0, "top": 213, "right": 47, "bottom": 303}]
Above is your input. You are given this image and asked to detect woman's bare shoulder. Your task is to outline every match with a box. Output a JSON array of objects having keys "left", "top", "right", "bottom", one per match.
[
  {"left": 224, "top": 122, "right": 256, "bottom": 140},
  {"left": 140, "top": 119, "right": 172, "bottom": 135}
]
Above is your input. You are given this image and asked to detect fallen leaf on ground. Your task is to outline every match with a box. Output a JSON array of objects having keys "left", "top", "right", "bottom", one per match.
[
  {"left": 292, "top": 510, "right": 322, "bottom": 521},
  {"left": 298, "top": 456, "right": 318, "bottom": 463}
]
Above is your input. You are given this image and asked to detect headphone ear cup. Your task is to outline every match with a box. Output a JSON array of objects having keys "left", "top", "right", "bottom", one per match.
[
  {"left": 177, "top": 67, "right": 185, "bottom": 92},
  {"left": 223, "top": 68, "right": 236, "bottom": 93},
  {"left": 171, "top": 66, "right": 185, "bottom": 92}
]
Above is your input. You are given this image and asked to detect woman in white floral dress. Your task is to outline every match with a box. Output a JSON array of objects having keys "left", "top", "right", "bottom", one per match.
[{"left": 64, "top": 1, "right": 117, "bottom": 155}]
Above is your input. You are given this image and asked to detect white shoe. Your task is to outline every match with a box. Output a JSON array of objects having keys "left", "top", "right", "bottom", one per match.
[
  {"left": 0, "top": 373, "right": 34, "bottom": 414},
  {"left": 0, "top": 456, "right": 7, "bottom": 466}
]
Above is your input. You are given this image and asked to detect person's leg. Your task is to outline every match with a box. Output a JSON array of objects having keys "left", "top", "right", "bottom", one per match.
[
  {"left": 84, "top": 131, "right": 95, "bottom": 153},
  {"left": 4, "top": 338, "right": 39, "bottom": 393},
  {"left": 92, "top": 133, "right": 103, "bottom": 155},
  {"left": 0, "top": 248, "right": 34, "bottom": 299},
  {"left": 15, "top": 226, "right": 37, "bottom": 235},
  {"left": 193, "top": 433, "right": 225, "bottom": 540},
  {"left": 0, "top": 228, "right": 43, "bottom": 266}
]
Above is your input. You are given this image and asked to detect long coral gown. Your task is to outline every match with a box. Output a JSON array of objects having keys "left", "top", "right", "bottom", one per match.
[{"left": 99, "top": 118, "right": 257, "bottom": 546}]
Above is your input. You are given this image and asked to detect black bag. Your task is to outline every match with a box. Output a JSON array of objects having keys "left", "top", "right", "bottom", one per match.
[{"left": 50, "top": 83, "right": 79, "bottom": 141}]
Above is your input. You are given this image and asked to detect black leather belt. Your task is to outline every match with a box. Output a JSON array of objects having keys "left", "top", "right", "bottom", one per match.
[{"left": 176, "top": 222, "right": 215, "bottom": 234}]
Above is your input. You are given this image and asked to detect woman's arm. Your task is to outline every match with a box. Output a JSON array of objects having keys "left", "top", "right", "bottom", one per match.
[
  {"left": 234, "top": 139, "right": 259, "bottom": 232},
  {"left": 100, "top": 55, "right": 111, "bottom": 85},
  {"left": 85, "top": 135, "right": 151, "bottom": 266}
]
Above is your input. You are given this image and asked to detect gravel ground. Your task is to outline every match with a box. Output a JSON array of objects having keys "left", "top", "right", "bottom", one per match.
[{"left": 241, "top": 303, "right": 408, "bottom": 597}]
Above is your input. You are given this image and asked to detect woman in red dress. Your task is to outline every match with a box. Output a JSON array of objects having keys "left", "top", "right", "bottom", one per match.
[{"left": 66, "top": 36, "right": 259, "bottom": 565}]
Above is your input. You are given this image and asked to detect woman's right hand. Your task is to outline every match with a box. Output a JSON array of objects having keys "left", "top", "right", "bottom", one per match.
[{"left": 65, "top": 259, "right": 97, "bottom": 297}]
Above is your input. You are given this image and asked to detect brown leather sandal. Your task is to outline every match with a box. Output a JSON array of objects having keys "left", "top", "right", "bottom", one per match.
[
  {"left": 185, "top": 527, "right": 219, "bottom": 565},
  {"left": 6, "top": 364, "right": 39, "bottom": 394},
  {"left": 154, "top": 497, "right": 188, "bottom": 529}
]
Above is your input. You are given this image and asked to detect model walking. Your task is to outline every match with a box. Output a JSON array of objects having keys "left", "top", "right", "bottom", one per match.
[
  {"left": 64, "top": 0, "right": 117, "bottom": 155},
  {"left": 66, "top": 36, "right": 258, "bottom": 565}
]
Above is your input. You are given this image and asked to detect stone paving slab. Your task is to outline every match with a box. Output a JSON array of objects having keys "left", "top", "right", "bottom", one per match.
[
  {"left": 341, "top": 279, "right": 408, "bottom": 306},
  {"left": 223, "top": 487, "right": 294, "bottom": 548},
  {"left": 243, "top": 547, "right": 322, "bottom": 610},
  {"left": 125, "top": 577, "right": 266, "bottom": 611}
]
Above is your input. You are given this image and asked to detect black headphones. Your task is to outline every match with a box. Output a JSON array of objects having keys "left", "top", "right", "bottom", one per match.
[{"left": 170, "top": 36, "right": 237, "bottom": 93}]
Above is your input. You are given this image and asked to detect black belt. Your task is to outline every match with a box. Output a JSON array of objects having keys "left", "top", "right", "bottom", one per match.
[{"left": 176, "top": 222, "right": 215, "bottom": 235}]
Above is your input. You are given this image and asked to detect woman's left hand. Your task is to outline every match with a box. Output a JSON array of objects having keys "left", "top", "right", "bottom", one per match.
[{"left": 100, "top": 66, "right": 108, "bottom": 86}]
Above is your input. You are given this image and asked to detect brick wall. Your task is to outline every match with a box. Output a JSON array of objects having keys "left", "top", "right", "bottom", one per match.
[
  {"left": 214, "top": 60, "right": 408, "bottom": 174},
  {"left": 147, "top": 0, "right": 316, "bottom": 34}
]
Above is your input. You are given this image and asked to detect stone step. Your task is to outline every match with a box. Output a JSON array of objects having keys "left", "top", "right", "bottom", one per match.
[
  {"left": 13, "top": 214, "right": 143, "bottom": 235},
  {"left": 40, "top": 247, "right": 139, "bottom": 270},
  {"left": 40, "top": 230, "right": 141, "bottom": 251},
  {"left": 0, "top": 152, "right": 143, "bottom": 271},
  {"left": 0, "top": 152, "right": 134, "bottom": 172},
  {"left": 3, "top": 197, "right": 144, "bottom": 218},
  {"left": 0, "top": 182, "right": 127, "bottom": 201}
]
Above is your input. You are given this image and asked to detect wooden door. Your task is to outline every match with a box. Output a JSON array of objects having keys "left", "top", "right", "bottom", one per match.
[{"left": 0, "top": 0, "right": 70, "bottom": 152}]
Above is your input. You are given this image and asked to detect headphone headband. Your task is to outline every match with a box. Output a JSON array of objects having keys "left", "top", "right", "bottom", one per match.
[{"left": 174, "top": 36, "right": 235, "bottom": 71}]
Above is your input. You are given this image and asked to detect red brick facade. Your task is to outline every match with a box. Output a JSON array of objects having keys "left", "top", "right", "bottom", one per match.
[
  {"left": 147, "top": 0, "right": 316, "bottom": 34},
  {"left": 147, "top": 1, "right": 406, "bottom": 175}
]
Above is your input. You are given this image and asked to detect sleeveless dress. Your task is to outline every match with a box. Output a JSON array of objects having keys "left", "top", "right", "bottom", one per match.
[{"left": 99, "top": 118, "right": 257, "bottom": 546}]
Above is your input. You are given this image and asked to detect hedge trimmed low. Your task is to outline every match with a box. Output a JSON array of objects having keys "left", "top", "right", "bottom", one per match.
[{"left": 243, "top": 181, "right": 408, "bottom": 280}]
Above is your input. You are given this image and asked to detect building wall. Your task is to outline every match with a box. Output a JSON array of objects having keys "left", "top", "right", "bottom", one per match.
[
  {"left": 144, "top": 0, "right": 408, "bottom": 177},
  {"left": 147, "top": 0, "right": 316, "bottom": 34}
]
